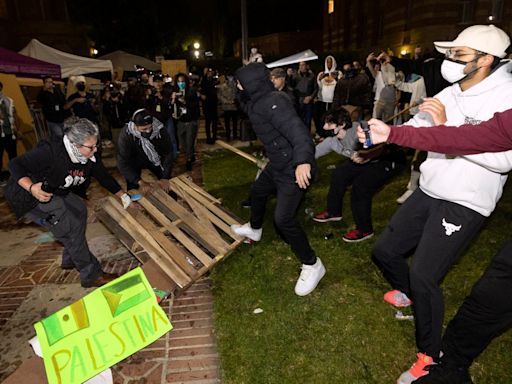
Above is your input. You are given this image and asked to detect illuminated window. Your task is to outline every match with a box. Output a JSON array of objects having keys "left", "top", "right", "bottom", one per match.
[{"left": 328, "top": 0, "right": 334, "bottom": 14}]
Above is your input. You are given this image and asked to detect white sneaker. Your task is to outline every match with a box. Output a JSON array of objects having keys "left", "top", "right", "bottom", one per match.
[
  {"left": 396, "top": 189, "right": 414, "bottom": 204},
  {"left": 231, "top": 222, "right": 262, "bottom": 241},
  {"left": 294, "top": 257, "right": 326, "bottom": 296}
]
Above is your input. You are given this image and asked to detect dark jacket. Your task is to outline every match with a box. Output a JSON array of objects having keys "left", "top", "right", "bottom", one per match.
[
  {"left": 174, "top": 85, "right": 201, "bottom": 122},
  {"left": 117, "top": 121, "right": 173, "bottom": 185},
  {"left": 5, "top": 138, "right": 121, "bottom": 218},
  {"left": 390, "top": 56, "right": 450, "bottom": 97},
  {"left": 333, "top": 72, "right": 372, "bottom": 108},
  {"left": 37, "top": 88, "right": 68, "bottom": 123},
  {"left": 236, "top": 63, "right": 315, "bottom": 176}
]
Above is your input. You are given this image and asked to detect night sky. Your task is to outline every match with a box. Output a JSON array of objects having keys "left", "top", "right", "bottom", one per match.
[{"left": 67, "top": 0, "right": 323, "bottom": 58}]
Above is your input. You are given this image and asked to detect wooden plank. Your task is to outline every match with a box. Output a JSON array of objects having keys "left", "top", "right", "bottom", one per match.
[
  {"left": 102, "top": 197, "right": 191, "bottom": 288},
  {"left": 152, "top": 189, "right": 226, "bottom": 255},
  {"left": 96, "top": 208, "right": 150, "bottom": 264},
  {"left": 176, "top": 174, "right": 222, "bottom": 204},
  {"left": 171, "top": 177, "right": 239, "bottom": 225},
  {"left": 138, "top": 193, "right": 215, "bottom": 267},
  {"left": 131, "top": 204, "right": 199, "bottom": 279}
]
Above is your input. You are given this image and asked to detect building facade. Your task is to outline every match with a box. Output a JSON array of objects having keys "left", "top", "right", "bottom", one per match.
[{"left": 323, "top": 0, "right": 512, "bottom": 58}]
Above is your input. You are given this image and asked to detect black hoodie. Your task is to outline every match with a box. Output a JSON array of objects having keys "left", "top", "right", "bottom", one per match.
[{"left": 236, "top": 63, "right": 315, "bottom": 176}]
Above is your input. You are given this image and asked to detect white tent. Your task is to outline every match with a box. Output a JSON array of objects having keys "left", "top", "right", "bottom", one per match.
[
  {"left": 98, "top": 50, "right": 160, "bottom": 72},
  {"left": 19, "top": 39, "right": 113, "bottom": 78},
  {"left": 266, "top": 49, "right": 318, "bottom": 68}
]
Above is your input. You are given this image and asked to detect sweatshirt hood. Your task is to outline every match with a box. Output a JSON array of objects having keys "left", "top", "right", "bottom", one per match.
[
  {"left": 324, "top": 55, "right": 338, "bottom": 74},
  {"left": 236, "top": 63, "right": 275, "bottom": 101},
  {"left": 456, "top": 60, "right": 512, "bottom": 96}
]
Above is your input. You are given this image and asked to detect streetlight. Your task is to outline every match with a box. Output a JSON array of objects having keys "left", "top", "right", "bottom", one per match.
[{"left": 193, "top": 42, "right": 200, "bottom": 49}]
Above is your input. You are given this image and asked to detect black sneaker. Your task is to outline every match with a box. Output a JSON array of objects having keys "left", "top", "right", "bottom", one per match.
[
  {"left": 240, "top": 198, "right": 251, "bottom": 209},
  {"left": 413, "top": 363, "right": 473, "bottom": 384}
]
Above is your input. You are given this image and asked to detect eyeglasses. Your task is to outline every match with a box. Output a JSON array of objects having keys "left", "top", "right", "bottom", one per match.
[
  {"left": 445, "top": 49, "right": 484, "bottom": 61},
  {"left": 78, "top": 143, "right": 98, "bottom": 151}
]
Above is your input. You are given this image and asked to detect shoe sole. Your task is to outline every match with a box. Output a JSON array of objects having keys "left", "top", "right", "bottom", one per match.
[
  {"left": 312, "top": 217, "right": 342, "bottom": 223},
  {"left": 342, "top": 233, "right": 374, "bottom": 243}
]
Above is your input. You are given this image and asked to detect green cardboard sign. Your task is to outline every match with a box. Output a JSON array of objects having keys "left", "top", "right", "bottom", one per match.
[{"left": 34, "top": 267, "right": 172, "bottom": 384}]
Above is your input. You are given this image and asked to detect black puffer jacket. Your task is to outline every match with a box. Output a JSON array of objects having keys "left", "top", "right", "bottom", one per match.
[{"left": 236, "top": 63, "right": 315, "bottom": 176}]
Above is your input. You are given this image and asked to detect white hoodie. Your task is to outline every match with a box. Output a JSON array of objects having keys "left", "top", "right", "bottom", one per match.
[{"left": 405, "top": 60, "right": 512, "bottom": 216}]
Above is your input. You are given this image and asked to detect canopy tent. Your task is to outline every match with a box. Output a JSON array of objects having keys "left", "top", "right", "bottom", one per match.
[
  {"left": 98, "top": 50, "right": 160, "bottom": 72},
  {"left": 266, "top": 49, "right": 318, "bottom": 68},
  {"left": 0, "top": 47, "right": 61, "bottom": 79},
  {"left": 19, "top": 39, "right": 112, "bottom": 78}
]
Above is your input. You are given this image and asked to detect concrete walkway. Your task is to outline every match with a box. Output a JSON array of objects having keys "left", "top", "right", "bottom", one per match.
[{"left": 0, "top": 123, "right": 248, "bottom": 383}]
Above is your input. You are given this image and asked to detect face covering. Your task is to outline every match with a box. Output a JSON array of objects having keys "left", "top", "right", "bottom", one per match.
[
  {"left": 141, "top": 131, "right": 152, "bottom": 139},
  {"left": 76, "top": 83, "right": 86, "bottom": 92},
  {"left": 440, "top": 58, "right": 479, "bottom": 83},
  {"left": 177, "top": 81, "right": 186, "bottom": 90}
]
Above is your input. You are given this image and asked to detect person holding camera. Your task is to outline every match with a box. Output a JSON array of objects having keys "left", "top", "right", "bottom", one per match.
[
  {"left": 65, "top": 76, "right": 99, "bottom": 124},
  {"left": 102, "top": 82, "right": 128, "bottom": 138},
  {"left": 117, "top": 109, "right": 173, "bottom": 192},
  {"left": 4, "top": 118, "right": 132, "bottom": 288},
  {"left": 173, "top": 73, "right": 200, "bottom": 171}
]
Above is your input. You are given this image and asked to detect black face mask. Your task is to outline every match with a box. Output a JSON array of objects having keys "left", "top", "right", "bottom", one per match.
[
  {"left": 141, "top": 131, "right": 152, "bottom": 139},
  {"left": 344, "top": 70, "right": 356, "bottom": 79},
  {"left": 76, "top": 83, "right": 86, "bottom": 91}
]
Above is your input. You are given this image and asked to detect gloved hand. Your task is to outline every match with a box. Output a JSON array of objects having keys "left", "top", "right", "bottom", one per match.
[{"left": 121, "top": 193, "right": 132, "bottom": 209}]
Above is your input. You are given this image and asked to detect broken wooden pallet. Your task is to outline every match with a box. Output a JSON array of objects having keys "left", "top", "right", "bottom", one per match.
[{"left": 98, "top": 175, "right": 245, "bottom": 291}]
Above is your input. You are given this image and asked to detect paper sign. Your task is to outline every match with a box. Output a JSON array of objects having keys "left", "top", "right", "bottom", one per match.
[{"left": 34, "top": 267, "right": 172, "bottom": 384}]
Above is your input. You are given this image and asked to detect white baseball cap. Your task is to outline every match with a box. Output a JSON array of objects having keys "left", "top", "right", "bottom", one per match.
[{"left": 434, "top": 24, "right": 510, "bottom": 58}]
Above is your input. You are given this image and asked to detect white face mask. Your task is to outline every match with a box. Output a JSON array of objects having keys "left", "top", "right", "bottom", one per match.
[
  {"left": 440, "top": 60, "right": 468, "bottom": 83},
  {"left": 441, "top": 58, "right": 481, "bottom": 84}
]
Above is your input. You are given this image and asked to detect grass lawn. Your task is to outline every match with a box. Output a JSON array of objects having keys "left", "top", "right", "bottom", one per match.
[{"left": 202, "top": 146, "right": 512, "bottom": 384}]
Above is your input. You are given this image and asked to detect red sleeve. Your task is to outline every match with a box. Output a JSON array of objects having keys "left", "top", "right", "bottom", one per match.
[{"left": 388, "top": 109, "right": 512, "bottom": 155}]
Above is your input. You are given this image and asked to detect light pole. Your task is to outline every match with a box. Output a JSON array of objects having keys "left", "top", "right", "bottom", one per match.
[{"left": 241, "top": 0, "right": 248, "bottom": 63}]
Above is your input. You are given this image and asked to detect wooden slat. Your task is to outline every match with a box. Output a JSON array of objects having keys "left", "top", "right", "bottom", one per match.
[
  {"left": 138, "top": 194, "right": 215, "bottom": 267},
  {"left": 130, "top": 205, "right": 199, "bottom": 279},
  {"left": 152, "top": 189, "right": 226, "bottom": 255},
  {"left": 176, "top": 174, "right": 222, "bottom": 204},
  {"left": 171, "top": 177, "right": 239, "bottom": 225},
  {"left": 102, "top": 197, "right": 191, "bottom": 288}
]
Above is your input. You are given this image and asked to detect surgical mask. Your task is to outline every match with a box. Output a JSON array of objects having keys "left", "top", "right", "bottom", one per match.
[
  {"left": 177, "top": 81, "right": 186, "bottom": 90},
  {"left": 440, "top": 58, "right": 479, "bottom": 84}
]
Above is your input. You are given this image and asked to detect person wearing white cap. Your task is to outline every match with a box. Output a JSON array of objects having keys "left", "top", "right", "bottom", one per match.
[{"left": 369, "top": 24, "right": 512, "bottom": 384}]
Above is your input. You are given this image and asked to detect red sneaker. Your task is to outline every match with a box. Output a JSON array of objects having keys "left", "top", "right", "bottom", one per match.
[
  {"left": 313, "top": 211, "right": 342, "bottom": 223},
  {"left": 384, "top": 289, "right": 412, "bottom": 307},
  {"left": 342, "top": 229, "right": 374, "bottom": 242},
  {"left": 397, "top": 353, "right": 435, "bottom": 384}
]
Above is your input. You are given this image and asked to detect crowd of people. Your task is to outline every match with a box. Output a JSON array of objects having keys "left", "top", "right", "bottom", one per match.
[{"left": 0, "top": 22, "right": 511, "bottom": 384}]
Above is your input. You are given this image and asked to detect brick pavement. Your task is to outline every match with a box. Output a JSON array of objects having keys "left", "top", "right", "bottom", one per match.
[{"left": 0, "top": 134, "right": 226, "bottom": 383}]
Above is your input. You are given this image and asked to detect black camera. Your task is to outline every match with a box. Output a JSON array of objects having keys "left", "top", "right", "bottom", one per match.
[{"left": 41, "top": 179, "right": 56, "bottom": 193}]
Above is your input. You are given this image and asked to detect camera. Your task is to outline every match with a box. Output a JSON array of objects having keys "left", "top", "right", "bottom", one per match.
[{"left": 41, "top": 179, "right": 56, "bottom": 193}]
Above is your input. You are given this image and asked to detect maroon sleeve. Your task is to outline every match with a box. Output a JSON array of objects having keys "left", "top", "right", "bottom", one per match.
[{"left": 388, "top": 109, "right": 512, "bottom": 155}]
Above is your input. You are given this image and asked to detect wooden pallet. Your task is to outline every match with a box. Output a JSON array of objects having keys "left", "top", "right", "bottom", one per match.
[{"left": 98, "top": 175, "right": 245, "bottom": 291}]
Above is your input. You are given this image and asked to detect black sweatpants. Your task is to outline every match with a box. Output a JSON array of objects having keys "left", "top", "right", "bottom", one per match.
[
  {"left": 25, "top": 193, "right": 103, "bottom": 285},
  {"left": 326, "top": 159, "right": 402, "bottom": 233},
  {"left": 372, "top": 189, "right": 485, "bottom": 357},
  {"left": 249, "top": 166, "right": 316, "bottom": 265},
  {"left": 442, "top": 240, "right": 512, "bottom": 367}
]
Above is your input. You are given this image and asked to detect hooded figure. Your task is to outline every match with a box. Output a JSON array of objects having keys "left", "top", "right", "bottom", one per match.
[
  {"left": 232, "top": 63, "right": 326, "bottom": 297},
  {"left": 315, "top": 55, "right": 340, "bottom": 136}
]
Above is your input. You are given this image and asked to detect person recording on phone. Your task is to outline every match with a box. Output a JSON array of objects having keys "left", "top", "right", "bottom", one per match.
[{"left": 4, "top": 117, "right": 132, "bottom": 288}]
